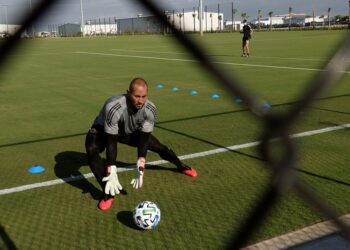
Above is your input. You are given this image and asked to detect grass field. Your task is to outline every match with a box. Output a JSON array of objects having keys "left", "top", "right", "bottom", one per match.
[{"left": 0, "top": 30, "right": 349, "bottom": 249}]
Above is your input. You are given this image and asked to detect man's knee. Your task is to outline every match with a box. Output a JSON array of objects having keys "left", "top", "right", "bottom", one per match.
[
  {"left": 85, "top": 143, "right": 101, "bottom": 156},
  {"left": 85, "top": 138, "right": 104, "bottom": 158},
  {"left": 85, "top": 129, "right": 105, "bottom": 155}
]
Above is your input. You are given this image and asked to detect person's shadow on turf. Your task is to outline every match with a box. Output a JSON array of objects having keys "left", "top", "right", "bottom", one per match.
[
  {"left": 54, "top": 151, "right": 104, "bottom": 200},
  {"left": 54, "top": 151, "right": 181, "bottom": 201}
]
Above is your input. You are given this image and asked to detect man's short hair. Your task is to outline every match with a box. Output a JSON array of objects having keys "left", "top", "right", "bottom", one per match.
[
  {"left": 129, "top": 77, "right": 148, "bottom": 93},
  {"left": 243, "top": 19, "right": 247, "bottom": 23}
]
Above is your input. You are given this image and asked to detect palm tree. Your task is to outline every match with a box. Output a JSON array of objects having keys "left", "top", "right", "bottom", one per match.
[
  {"left": 178, "top": 13, "right": 183, "bottom": 32},
  {"left": 232, "top": 8, "right": 237, "bottom": 31},
  {"left": 348, "top": 1, "right": 350, "bottom": 29},
  {"left": 218, "top": 15, "right": 222, "bottom": 31},
  {"left": 258, "top": 9, "right": 262, "bottom": 31},
  {"left": 182, "top": 9, "right": 185, "bottom": 32},
  {"left": 268, "top": 11, "right": 273, "bottom": 31},
  {"left": 166, "top": 15, "right": 171, "bottom": 34},
  {"left": 192, "top": 10, "right": 196, "bottom": 32},
  {"left": 288, "top": 6, "right": 292, "bottom": 30},
  {"left": 241, "top": 12, "right": 247, "bottom": 21},
  {"left": 210, "top": 13, "right": 213, "bottom": 32},
  {"left": 327, "top": 7, "right": 331, "bottom": 30}
]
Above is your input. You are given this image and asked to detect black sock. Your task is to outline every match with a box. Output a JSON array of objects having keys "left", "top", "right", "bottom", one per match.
[
  {"left": 104, "top": 194, "right": 114, "bottom": 200},
  {"left": 179, "top": 164, "right": 191, "bottom": 171}
]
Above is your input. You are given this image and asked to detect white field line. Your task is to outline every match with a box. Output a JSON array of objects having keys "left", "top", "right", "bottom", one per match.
[
  {"left": 111, "top": 48, "right": 330, "bottom": 62},
  {"left": 75, "top": 51, "right": 350, "bottom": 73},
  {"left": 111, "top": 48, "right": 187, "bottom": 55},
  {"left": 0, "top": 123, "right": 349, "bottom": 196},
  {"left": 7, "top": 52, "right": 74, "bottom": 57}
]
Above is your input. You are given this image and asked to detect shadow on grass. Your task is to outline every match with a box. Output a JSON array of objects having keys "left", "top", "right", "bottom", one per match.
[
  {"left": 297, "top": 169, "right": 350, "bottom": 187},
  {"left": 116, "top": 211, "right": 142, "bottom": 230},
  {"left": 1, "top": 93, "right": 349, "bottom": 151},
  {"left": 145, "top": 164, "right": 179, "bottom": 173},
  {"left": 53, "top": 151, "right": 175, "bottom": 200},
  {"left": 0, "top": 224, "right": 17, "bottom": 250},
  {"left": 310, "top": 106, "right": 350, "bottom": 116},
  {"left": 54, "top": 151, "right": 104, "bottom": 201},
  {"left": 155, "top": 124, "right": 263, "bottom": 162}
]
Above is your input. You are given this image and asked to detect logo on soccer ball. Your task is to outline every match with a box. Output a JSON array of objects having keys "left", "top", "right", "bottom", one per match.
[{"left": 133, "top": 201, "right": 161, "bottom": 230}]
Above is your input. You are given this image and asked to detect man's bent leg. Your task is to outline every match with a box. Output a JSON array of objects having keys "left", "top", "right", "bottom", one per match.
[
  {"left": 85, "top": 128, "right": 115, "bottom": 210},
  {"left": 147, "top": 135, "right": 197, "bottom": 177},
  {"left": 85, "top": 128, "right": 106, "bottom": 189}
]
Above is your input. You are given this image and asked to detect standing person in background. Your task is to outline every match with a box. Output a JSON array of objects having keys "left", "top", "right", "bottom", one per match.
[{"left": 241, "top": 19, "right": 253, "bottom": 57}]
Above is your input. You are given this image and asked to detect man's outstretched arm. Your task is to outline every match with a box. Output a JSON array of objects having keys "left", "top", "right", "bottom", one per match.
[
  {"left": 131, "top": 132, "right": 151, "bottom": 189},
  {"left": 138, "top": 131, "right": 151, "bottom": 158},
  {"left": 106, "top": 133, "right": 118, "bottom": 166},
  {"left": 102, "top": 133, "right": 123, "bottom": 196}
]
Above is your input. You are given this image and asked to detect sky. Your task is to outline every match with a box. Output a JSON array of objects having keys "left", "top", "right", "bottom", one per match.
[{"left": 0, "top": 0, "right": 348, "bottom": 30}]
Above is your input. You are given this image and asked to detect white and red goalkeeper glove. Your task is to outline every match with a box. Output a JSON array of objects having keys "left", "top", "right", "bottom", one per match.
[
  {"left": 102, "top": 165, "right": 123, "bottom": 196},
  {"left": 130, "top": 157, "right": 145, "bottom": 189}
]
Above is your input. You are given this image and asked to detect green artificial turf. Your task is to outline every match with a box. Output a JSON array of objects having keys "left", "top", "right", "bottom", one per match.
[{"left": 0, "top": 30, "right": 349, "bottom": 249}]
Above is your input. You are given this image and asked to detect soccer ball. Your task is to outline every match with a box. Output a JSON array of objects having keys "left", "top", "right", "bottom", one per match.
[{"left": 133, "top": 201, "right": 161, "bottom": 230}]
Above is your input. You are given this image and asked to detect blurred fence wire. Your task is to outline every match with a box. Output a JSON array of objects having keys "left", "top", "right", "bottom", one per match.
[
  {"left": 0, "top": 0, "right": 349, "bottom": 249},
  {"left": 116, "top": 1, "right": 350, "bottom": 249}
]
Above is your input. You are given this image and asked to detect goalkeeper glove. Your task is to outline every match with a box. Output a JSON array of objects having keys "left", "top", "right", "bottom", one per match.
[
  {"left": 102, "top": 165, "right": 123, "bottom": 196},
  {"left": 130, "top": 157, "right": 145, "bottom": 189}
]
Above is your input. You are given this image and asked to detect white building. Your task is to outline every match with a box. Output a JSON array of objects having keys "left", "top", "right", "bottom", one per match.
[
  {"left": 253, "top": 13, "right": 328, "bottom": 28},
  {"left": 283, "top": 13, "right": 306, "bottom": 26},
  {"left": 0, "top": 24, "right": 21, "bottom": 35},
  {"left": 224, "top": 20, "right": 245, "bottom": 31},
  {"left": 83, "top": 22, "right": 117, "bottom": 36},
  {"left": 82, "top": 12, "right": 224, "bottom": 35},
  {"left": 167, "top": 11, "right": 224, "bottom": 32},
  {"left": 82, "top": 16, "right": 162, "bottom": 35},
  {"left": 305, "top": 15, "right": 327, "bottom": 25},
  {"left": 253, "top": 16, "right": 284, "bottom": 26}
]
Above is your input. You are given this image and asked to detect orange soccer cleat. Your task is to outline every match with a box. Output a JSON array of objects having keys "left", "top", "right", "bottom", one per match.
[
  {"left": 98, "top": 197, "right": 114, "bottom": 211},
  {"left": 179, "top": 164, "right": 197, "bottom": 177}
]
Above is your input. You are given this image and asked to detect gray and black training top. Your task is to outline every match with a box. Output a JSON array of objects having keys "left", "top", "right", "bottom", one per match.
[{"left": 92, "top": 94, "right": 157, "bottom": 136}]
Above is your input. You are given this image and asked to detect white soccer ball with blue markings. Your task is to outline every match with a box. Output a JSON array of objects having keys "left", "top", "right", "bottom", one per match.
[{"left": 133, "top": 201, "right": 161, "bottom": 230}]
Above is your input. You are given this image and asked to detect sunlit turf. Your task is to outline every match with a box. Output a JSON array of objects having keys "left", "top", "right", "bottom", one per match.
[{"left": 0, "top": 30, "right": 349, "bottom": 249}]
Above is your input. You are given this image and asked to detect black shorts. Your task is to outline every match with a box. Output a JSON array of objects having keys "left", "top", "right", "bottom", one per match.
[
  {"left": 85, "top": 125, "right": 176, "bottom": 165},
  {"left": 242, "top": 37, "right": 250, "bottom": 46},
  {"left": 242, "top": 36, "right": 250, "bottom": 42},
  {"left": 87, "top": 125, "right": 144, "bottom": 149}
]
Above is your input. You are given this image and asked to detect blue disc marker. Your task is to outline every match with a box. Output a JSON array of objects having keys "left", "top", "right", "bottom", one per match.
[
  {"left": 261, "top": 103, "right": 271, "bottom": 109},
  {"left": 171, "top": 87, "right": 179, "bottom": 91},
  {"left": 190, "top": 90, "right": 198, "bottom": 95},
  {"left": 156, "top": 84, "right": 164, "bottom": 89},
  {"left": 211, "top": 94, "right": 220, "bottom": 99},
  {"left": 28, "top": 165, "right": 46, "bottom": 174},
  {"left": 234, "top": 98, "right": 242, "bottom": 104}
]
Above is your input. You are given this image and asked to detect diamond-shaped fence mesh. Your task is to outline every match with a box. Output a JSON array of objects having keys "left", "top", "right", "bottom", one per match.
[{"left": 0, "top": 0, "right": 349, "bottom": 249}]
